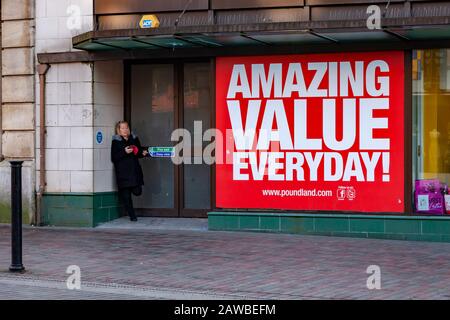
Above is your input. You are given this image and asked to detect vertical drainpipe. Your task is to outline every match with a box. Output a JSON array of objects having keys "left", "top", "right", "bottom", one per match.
[{"left": 36, "top": 64, "right": 50, "bottom": 226}]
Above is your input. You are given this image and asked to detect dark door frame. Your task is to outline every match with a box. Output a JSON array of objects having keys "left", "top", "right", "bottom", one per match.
[{"left": 124, "top": 58, "right": 214, "bottom": 218}]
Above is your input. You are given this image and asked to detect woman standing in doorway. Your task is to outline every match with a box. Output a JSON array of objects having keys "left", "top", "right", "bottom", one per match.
[{"left": 111, "top": 121, "right": 148, "bottom": 221}]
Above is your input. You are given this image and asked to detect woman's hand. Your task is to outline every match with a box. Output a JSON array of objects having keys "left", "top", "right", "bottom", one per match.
[
  {"left": 125, "top": 146, "right": 133, "bottom": 154},
  {"left": 142, "top": 150, "right": 149, "bottom": 157}
]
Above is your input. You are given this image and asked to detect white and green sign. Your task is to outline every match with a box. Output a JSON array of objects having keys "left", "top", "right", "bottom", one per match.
[{"left": 148, "top": 146, "right": 175, "bottom": 158}]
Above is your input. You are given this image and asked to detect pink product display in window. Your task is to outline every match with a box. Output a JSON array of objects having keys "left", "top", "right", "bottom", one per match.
[
  {"left": 445, "top": 195, "right": 450, "bottom": 214},
  {"left": 414, "top": 179, "right": 447, "bottom": 215}
]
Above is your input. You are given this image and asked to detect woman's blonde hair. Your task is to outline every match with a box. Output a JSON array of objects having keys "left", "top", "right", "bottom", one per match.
[{"left": 115, "top": 121, "right": 129, "bottom": 135}]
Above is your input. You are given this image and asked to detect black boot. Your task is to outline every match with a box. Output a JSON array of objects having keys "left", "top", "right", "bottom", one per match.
[{"left": 120, "top": 188, "right": 138, "bottom": 222}]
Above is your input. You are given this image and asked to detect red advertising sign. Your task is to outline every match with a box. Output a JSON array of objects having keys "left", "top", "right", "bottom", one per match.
[{"left": 215, "top": 51, "right": 405, "bottom": 212}]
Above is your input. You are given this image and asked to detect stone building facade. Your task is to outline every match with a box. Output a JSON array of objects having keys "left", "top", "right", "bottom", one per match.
[
  {"left": 1, "top": 0, "right": 123, "bottom": 225},
  {"left": 1, "top": 0, "right": 36, "bottom": 223}
]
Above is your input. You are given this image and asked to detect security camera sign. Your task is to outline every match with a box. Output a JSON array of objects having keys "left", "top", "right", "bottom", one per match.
[
  {"left": 215, "top": 51, "right": 405, "bottom": 212},
  {"left": 139, "top": 15, "right": 160, "bottom": 29}
]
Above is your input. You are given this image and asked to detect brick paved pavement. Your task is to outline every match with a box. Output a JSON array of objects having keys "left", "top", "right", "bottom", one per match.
[{"left": 1, "top": 225, "right": 450, "bottom": 300}]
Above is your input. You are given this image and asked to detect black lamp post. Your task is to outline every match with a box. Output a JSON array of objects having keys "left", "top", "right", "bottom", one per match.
[{"left": 9, "top": 161, "right": 25, "bottom": 272}]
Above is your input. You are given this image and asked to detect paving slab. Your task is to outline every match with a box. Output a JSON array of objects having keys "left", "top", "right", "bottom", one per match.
[
  {"left": 96, "top": 217, "right": 208, "bottom": 232},
  {"left": 1, "top": 224, "right": 450, "bottom": 300}
]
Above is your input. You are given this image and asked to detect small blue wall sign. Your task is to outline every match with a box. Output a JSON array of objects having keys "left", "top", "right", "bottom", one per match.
[{"left": 96, "top": 131, "right": 103, "bottom": 145}]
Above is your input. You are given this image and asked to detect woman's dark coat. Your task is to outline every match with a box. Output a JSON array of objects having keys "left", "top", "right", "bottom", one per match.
[{"left": 111, "top": 133, "right": 145, "bottom": 189}]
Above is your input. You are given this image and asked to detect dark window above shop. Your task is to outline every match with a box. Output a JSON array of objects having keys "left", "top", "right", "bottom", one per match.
[
  {"left": 94, "top": 0, "right": 210, "bottom": 14},
  {"left": 94, "top": 0, "right": 305, "bottom": 14},
  {"left": 34, "top": 0, "right": 450, "bottom": 63},
  {"left": 93, "top": 0, "right": 450, "bottom": 31}
]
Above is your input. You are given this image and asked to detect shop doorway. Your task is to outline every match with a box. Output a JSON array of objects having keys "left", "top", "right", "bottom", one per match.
[{"left": 126, "top": 60, "right": 214, "bottom": 218}]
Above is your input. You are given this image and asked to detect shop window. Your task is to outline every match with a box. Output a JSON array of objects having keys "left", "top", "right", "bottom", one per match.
[{"left": 413, "top": 49, "right": 450, "bottom": 214}]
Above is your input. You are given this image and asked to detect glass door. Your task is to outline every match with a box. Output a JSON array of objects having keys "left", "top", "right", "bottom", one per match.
[
  {"left": 130, "top": 63, "right": 177, "bottom": 216},
  {"left": 128, "top": 61, "right": 212, "bottom": 217},
  {"left": 180, "top": 62, "right": 212, "bottom": 217}
]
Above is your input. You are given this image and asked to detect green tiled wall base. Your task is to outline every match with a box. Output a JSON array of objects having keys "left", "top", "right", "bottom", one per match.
[
  {"left": 0, "top": 202, "right": 30, "bottom": 224},
  {"left": 43, "top": 193, "right": 122, "bottom": 227},
  {"left": 208, "top": 212, "right": 450, "bottom": 243}
]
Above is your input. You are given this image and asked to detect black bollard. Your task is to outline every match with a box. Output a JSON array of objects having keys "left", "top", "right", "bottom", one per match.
[{"left": 9, "top": 161, "right": 25, "bottom": 272}]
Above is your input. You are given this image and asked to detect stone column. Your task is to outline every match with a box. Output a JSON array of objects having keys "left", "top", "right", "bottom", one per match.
[{"left": 0, "top": 0, "right": 36, "bottom": 224}]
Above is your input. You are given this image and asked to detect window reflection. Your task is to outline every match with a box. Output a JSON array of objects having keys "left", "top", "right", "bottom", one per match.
[{"left": 413, "top": 49, "right": 450, "bottom": 214}]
